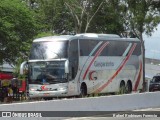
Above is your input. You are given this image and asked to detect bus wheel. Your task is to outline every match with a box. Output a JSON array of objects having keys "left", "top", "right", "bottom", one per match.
[
  {"left": 80, "top": 83, "right": 87, "bottom": 97},
  {"left": 126, "top": 81, "right": 132, "bottom": 94},
  {"left": 119, "top": 81, "right": 125, "bottom": 94}
]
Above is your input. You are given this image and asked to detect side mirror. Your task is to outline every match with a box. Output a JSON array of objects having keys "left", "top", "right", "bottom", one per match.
[
  {"left": 20, "top": 61, "right": 28, "bottom": 75},
  {"left": 65, "top": 60, "right": 69, "bottom": 74}
]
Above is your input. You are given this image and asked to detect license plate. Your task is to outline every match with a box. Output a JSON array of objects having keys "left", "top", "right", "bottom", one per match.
[
  {"left": 153, "top": 87, "right": 158, "bottom": 89},
  {"left": 44, "top": 93, "right": 50, "bottom": 96}
]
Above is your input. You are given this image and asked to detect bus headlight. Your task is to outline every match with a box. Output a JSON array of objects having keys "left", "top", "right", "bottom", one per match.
[
  {"left": 30, "top": 88, "right": 36, "bottom": 91},
  {"left": 58, "top": 87, "right": 67, "bottom": 91}
]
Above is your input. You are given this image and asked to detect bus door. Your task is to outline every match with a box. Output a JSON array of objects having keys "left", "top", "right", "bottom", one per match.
[{"left": 67, "top": 39, "right": 79, "bottom": 96}]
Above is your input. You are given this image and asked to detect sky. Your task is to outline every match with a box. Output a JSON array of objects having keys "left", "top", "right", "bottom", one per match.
[{"left": 143, "top": 24, "right": 160, "bottom": 59}]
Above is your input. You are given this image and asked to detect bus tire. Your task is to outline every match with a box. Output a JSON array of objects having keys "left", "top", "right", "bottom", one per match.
[
  {"left": 119, "top": 81, "right": 125, "bottom": 94},
  {"left": 80, "top": 83, "right": 87, "bottom": 97},
  {"left": 126, "top": 81, "right": 132, "bottom": 93}
]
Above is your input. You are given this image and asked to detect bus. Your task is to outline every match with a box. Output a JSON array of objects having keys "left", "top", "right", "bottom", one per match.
[{"left": 20, "top": 33, "right": 143, "bottom": 98}]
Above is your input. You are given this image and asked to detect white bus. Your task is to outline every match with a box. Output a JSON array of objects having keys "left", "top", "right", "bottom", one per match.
[{"left": 20, "top": 33, "right": 143, "bottom": 98}]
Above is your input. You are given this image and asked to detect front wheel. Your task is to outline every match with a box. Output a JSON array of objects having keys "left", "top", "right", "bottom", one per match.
[{"left": 80, "top": 84, "right": 87, "bottom": 97}]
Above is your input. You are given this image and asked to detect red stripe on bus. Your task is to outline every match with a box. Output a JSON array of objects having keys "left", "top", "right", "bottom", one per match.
[
  {"left": 83, "top": 42, "right": 109, "bottom": 80},
  {"left": 94, "top": 43, "right": 137, "bottom": 93},
  {"left": 133, "top": 61, "right": 142, "bottom": 91}
]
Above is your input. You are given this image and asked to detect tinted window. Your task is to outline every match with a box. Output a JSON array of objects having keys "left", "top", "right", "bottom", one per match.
[
  {"left": 89, "top": 40, "right": 99, "bottom": 56},
  {"left": 29, "top": 41, "right": 68, "bottom": 60},
  {"left": 28, "top": 61, "right": 66, "bottom": 84},
  {"left": 100, "top": 41, "right": 130, "bottom": 56},
  {"left": 79, "top": 40, "right": 90, "bottom": 56},
  {"left": 132, "top": 42, "right": 141, "bottom": 56},
  {"left": 69, "top": 40, "right": 78, "bottom": 79},
  {"left": 79, "top": 40, "right": 141, "bottom": 57},
  {"left": 79, "top": 39, "right": 99, "bottom": 56}
]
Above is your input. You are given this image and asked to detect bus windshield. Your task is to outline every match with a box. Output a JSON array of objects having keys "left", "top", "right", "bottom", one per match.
[
  {"left": 29, "top": 41, "right": 68, "bottom": 60},
  {"left": 28, "top": 61, "right": 67, "bottom": 84}
]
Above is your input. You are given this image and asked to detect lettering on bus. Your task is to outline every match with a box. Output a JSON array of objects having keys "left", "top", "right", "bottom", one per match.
[
  {"left": 94, "top": 61, "right": 114, "bottom": 68},
  {"left": 50, "top": 62, "right": 64, "bottom": 67}
]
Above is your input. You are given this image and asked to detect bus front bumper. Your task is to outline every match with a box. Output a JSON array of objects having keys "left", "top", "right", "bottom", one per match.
[{"left": 29, "top": 89, "right": 68, "bottom": 98}]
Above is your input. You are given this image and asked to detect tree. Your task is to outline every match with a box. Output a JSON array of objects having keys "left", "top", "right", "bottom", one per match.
[
  {"left": 122, "top": 0, "right": 160, "bottom": 91},
  {"left": 63, "top": 0, "right": 125, "bottom": 34},
  {"left": 26, "top": 0, "right": 125, "bottom": 34},
  {"left": 87, "top": 0, "right": 125, "bottom": 34},
  {"left": 64, "top": 0, "right": 104, "bottom": 33},
  {"left": 28, "top": 0, "right": 74, "bottom": 34},
  {"left": 123, "top": 0, "right": 160, "bottom": 39},
  {"left": 0, "top": 0, "right": 39, "bottom": 65},
  {"left": 28, "top": 0, "right": 102, "bottom": 34}
]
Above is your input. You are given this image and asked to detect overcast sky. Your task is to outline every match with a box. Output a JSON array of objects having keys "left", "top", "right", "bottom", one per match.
[{"left": 143, "top": 24, "right": 160, "bottom": 59}]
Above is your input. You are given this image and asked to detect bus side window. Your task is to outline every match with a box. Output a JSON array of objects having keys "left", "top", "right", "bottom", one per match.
[
  {"left": 69, "top": 39, "right": 78, "bottom": 80},
  {"left": 80, "top": 49, "right": 83, "bottom": 56},
  {"left": 132, "top": 43, "right": 141, "bottom": 56}
]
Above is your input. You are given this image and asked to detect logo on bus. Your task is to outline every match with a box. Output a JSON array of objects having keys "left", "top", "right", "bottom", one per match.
[
  {"left": 41, "top": 85, "right": 49, "bottom": 91},
  {"left": 89, "top": 71, "right": 98, "bottom": 80}
]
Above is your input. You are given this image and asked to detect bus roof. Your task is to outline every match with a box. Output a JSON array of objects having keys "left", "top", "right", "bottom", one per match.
[
  {"left": 33, "top": 35, "right": 73, "bottom": 42},
  {"left": 75, "top": 33, "right": 120, "bottom": 38},
  {"left": 75, "top": 33, "right": 140, "bottom": 42},
  {"left": 33, "top": 33, "right": 140, "bottom": 42}
]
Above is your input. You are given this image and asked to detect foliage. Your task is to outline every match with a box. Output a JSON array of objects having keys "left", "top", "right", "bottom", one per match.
[
  {"left": 31, "top": 0, "right": 125, "bottom": 34},
  {"left": 87, "top": 0, "right": 125, "bottom": 34},
  {"left": 35, "top": 32, "right": 55, "bottom": 38},
  {"left": 12, "top": 57, "right": 25, "bottom": 78},
  {"left": 123, "top": 0, "right": 160, "bottom": 39},
  {"left": 25, "top": 0, "right": 160, "bottom": 36},
  {"left": 32, "top": 0, "right": 74, "bottom": 34},
  {"left": 0, "top": 0, "right": 39, "bottom": 65},
  {"left": 64, "top": 0, "right": 105, "bottom": 33}
]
